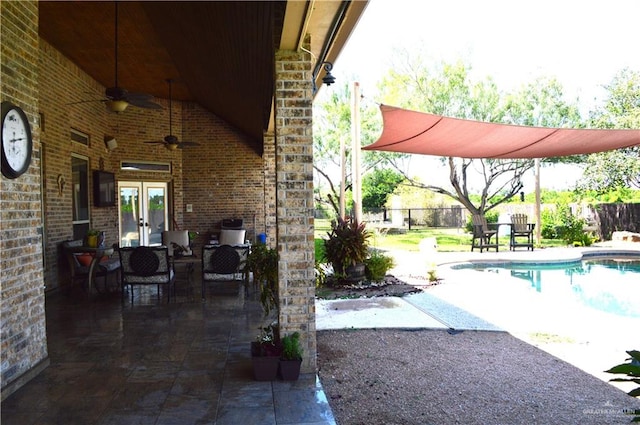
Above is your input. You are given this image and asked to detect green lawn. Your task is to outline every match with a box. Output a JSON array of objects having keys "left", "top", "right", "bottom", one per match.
[{"left": 314, "top": 218, "right": 565, "bottom": 260}]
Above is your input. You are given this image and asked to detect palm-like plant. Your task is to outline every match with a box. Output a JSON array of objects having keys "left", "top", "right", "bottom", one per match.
[{"left": 323, "top": 217, "right": 371, "bottom": 275}]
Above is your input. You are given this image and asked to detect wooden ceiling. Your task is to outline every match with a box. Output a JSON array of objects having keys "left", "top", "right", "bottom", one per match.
[{"left": 38, "top": 1, "right": 368, "bottom": 153}]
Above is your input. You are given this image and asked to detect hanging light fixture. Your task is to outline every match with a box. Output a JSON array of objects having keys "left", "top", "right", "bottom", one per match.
[
  {"left": 313, "top": 61, "right": 336, "bottom": 94},
  {"left": 321, "top": 62, "right": 335, "bottom": 86}
]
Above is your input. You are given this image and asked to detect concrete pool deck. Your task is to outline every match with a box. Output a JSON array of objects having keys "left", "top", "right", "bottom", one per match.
[
  {"left": 317, "top": 243, "right": 640, "bottom": 332},
  {"left": 316, "top": 243, "right": 640, "bottom": 391}
]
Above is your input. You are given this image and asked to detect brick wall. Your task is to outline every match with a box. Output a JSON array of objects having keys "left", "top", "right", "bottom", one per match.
[
  {"left": 1, "top": 0, "right": 48, "bottom": 397},
  {"left": 274, "top": 41, "right": 316, "bottom": 373},
  {"left": 181, "top": 102, "right": 266, "bottom": 247},
  {"left": 37, "top": 39, "right": 268, "bottom": 290}
]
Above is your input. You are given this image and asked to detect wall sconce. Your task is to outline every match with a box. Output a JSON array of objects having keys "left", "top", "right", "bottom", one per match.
[
  {"left": 104, "top": 136, "right": 118, "bottom": 151},
  {"left": 313, "top": 61, "right": 336, "bottom": 93}
]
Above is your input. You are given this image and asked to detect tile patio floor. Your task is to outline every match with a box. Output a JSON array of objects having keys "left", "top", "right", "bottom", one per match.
[{"left": 1, "top": 268, "right": 335, "bottom": 425}]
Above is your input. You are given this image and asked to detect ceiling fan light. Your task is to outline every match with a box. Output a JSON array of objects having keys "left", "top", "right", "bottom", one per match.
[
  {"left": 106, "top": 99, "right": 129, "bottom": 113},
  {"left": 166, "top": 143, "right": 179, "bottom": 151}
]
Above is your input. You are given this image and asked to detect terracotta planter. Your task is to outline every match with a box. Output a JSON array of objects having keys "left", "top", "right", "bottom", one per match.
[{"left": 279, "top": 359, "right": 302, "bottom": 381}]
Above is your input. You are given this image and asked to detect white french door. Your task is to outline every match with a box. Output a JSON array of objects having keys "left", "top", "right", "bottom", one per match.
[{"left": 118, "top": 181, "right": 168, "bottom": 247}]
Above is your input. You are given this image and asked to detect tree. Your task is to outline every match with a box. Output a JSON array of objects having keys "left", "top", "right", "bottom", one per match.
[
  {"left": 377, "top": 55, "right": 582, "bottom": 216},
  {"left": 313, "top": 81, "right": 406, "bottom": 217},
  {"left": 362, "top": 168, "right": 404, "bottom": 210},
  {"left": 578, "top": 69, "right": 640, "bottom": 193}
]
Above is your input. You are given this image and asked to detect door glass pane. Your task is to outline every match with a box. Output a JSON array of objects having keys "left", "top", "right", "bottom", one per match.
[
  {"left": 120, "top": 187, "right": 140, "bottom": 247},
  {"left": 147, "top": 187, "right": 166, "bottom": 246}
]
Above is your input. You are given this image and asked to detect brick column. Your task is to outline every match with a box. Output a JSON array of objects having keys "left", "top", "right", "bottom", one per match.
[
  {"left": 1, "top": 0, "right": 49, "bottom": 398},
  {"left": 262, "top": 132, "right": 276, "bottom": 245},
  {"left": 274, "top": 40, "right": 316, "bottom": 372}
]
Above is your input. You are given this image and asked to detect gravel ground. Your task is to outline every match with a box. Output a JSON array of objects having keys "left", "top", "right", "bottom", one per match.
[{"left": 317, "top": 328, "right": 640, "bottom": 425}]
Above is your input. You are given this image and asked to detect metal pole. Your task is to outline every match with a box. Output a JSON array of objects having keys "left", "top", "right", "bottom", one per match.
[
  {"left": 351, "top": 82, "right": 362, "bottom": 224},
  {"left": 535, "top": 158, "right": 541, "bottom": 244},
  {"left": 340, "top": 136, "right": 346, "bottom": 219}
]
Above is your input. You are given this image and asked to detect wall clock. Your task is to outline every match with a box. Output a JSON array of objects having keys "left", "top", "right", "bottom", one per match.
[{"left": 1, "top": 101, "right": 33, "bottom": 179}]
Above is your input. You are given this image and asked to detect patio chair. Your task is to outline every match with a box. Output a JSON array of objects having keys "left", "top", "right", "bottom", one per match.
[
  {"left": 201, "top": 244, "right": 250, "bottom": 299},
  {"left": 162, "top": 230, "right": 193, "bottom": 257},
  {"left": 471, "top": 214, "right": 499, "bottom": 252},
  {"left": 118, "top": 246, "right": 175, "bottom": 303},
  {"left": 510, "top": 213, "right": 535, "bottom": 251}
]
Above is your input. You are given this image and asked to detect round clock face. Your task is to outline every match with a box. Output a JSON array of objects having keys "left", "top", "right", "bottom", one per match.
[{"left": 1, "top": 101, "right": 32, "bottom": 179}]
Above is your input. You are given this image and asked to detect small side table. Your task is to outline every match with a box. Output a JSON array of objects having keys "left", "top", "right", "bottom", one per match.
[
  {"left": 171, "top": 255, "right": 200, "bottom": 284},
  {"left": 67, "top": 245, "right": 115, "bottom": 296}
]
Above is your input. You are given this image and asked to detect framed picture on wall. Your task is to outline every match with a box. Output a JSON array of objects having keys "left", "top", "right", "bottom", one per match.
[{"left": 93, "top": 170, "right": 115, "bottom": 207}]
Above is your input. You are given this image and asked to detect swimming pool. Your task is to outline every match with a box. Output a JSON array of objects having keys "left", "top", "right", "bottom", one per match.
[{"left": 450, "top": 257, "right": 640, "bottom": 318}]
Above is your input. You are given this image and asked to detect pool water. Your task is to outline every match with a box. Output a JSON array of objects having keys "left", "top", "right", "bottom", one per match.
[{"left": 451, "top": 258, "right": 640, "bottom": 318}]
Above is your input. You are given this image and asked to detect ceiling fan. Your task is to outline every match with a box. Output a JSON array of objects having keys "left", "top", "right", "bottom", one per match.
[
  {"left": 144, "top": 79, "right": 201, "bottom": 150},
  {"left": 70, "top": 2, "right": 161, "bottom": 113}
]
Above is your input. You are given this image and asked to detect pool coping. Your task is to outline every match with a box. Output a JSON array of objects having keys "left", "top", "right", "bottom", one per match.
[{"left": 438, "top": 246, "right": 640, "bottom": 269}]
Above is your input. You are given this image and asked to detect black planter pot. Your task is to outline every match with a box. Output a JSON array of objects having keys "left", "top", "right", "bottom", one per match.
[
  {"left": 251, "top": 341, "right": 281, "bottom": 381},
  {"left": 279, "top": 359, "right": 302, "bottom": 381},
  {"left": 252, "top": 355, "right": 280, "bottom": 381}
]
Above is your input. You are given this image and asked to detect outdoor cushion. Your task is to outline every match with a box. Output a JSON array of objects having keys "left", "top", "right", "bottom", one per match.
[{"left": 130, "top": 247, "right": 160, "bottom": 276}]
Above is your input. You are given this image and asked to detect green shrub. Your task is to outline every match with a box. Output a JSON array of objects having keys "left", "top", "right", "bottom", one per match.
[
  {"left": 605, "top": 350, "right": 640, "bottom": 421},
  {"left": 540, "top": 202, "right": 592, "bottom": 245},
  {"left": 281, "top": 332, "right": 303, "bottom": 360},
  {"left": 364, "top": 250, "right": 395, "bottom": 282}
]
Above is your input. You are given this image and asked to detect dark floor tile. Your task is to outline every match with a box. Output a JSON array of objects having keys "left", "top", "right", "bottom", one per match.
[
  {"left": 3, "top": 278, "right": 336, "bottom": 424},
  {"left": 215, "top": 405, "right": 277, "bottom": 425},
  {"left": 273, "top": 387, "right": 336, "bottom": 425},
  {"left": 169, "top": 369, "right": 224, "bottom": 398},
  {"left": 156, "top": 394, "right": 218, "bottom": 425},
  {"left": 96, "top": 410, "right": 159, "bottom": 425},
  {"left": 109, "top": 381, "right": 173, "bottom": 411}
]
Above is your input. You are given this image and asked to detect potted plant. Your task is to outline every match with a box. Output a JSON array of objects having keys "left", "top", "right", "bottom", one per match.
[
  {"left": 324, "top": 217, "right": 371, "bottom": 282},
  {"left": 246, "top": 243, "right": 279, "bottom": 315},
  {"left": 250, "top": 324, "right": 281, "bottom": 381},
  {"left": 246, "top": 243, "right": 280, "bottom": 380},
  {"left": 279, "top": 332, "right": 303, "bottom": 380},
  {"left": 85, "top": 229, "right": 101, "bottom": 248}
]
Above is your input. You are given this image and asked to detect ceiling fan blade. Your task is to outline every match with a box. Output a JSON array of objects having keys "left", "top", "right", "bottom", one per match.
[
  {"left": 126, "top": 97, "right": 163, "bottom": 110},
  {"left": 143, "top": 141, "right": 166, "bottom": 145},
  {"left": 179, "top": 142, "right": 201, "bottom": 147},
  {"left": 66, "top": 98, "right": 104, "bottom": 106}
]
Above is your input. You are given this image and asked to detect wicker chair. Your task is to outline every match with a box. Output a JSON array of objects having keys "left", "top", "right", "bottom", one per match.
[
  {"left": 118, "top": 246, "right": 175, "bottom": 303},
  {"left": 201, "top": 244, "right": 250, "bottom": 299}
]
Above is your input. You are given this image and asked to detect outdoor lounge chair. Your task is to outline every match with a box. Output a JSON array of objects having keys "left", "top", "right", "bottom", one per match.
[
  {"left": 510, "top": 213, "right": 535, "bottom": 251},
  {"left": 118, "top": 246, "right": 175, "bottom": 303},
  {"left": 201, "top": 244, "right": 250, "bottom": 299},
  {"left": 471, "top": 214, "right": 499, "bottom": 252}
]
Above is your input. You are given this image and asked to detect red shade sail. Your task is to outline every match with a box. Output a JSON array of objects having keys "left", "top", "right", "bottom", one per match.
[{"left": 363, "top": 105, "right": 640, "bottom": 159}]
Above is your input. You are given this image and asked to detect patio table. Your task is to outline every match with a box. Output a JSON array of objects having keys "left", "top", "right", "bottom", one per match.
[{"left": 66, "top": 245, "right": 116, "bottom": 296}]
